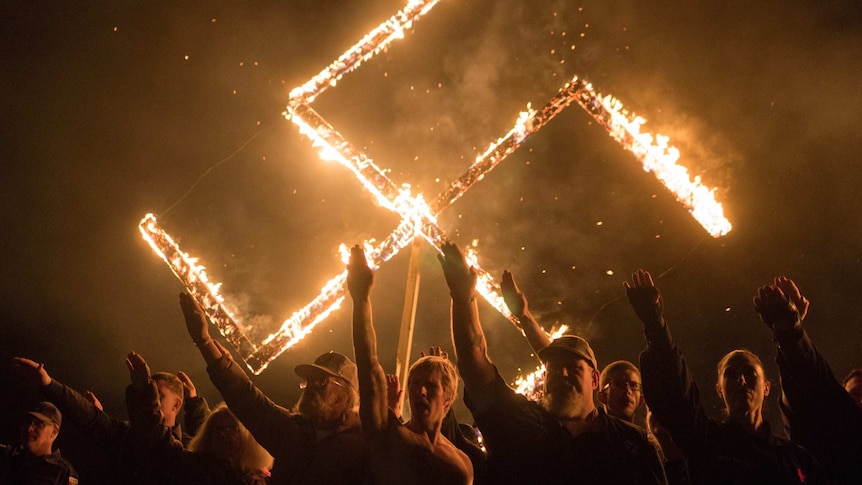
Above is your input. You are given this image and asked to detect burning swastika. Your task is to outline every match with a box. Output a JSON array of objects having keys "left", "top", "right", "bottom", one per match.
[{"left": 141, "top": 0, "right": 731, "bottom": 374}]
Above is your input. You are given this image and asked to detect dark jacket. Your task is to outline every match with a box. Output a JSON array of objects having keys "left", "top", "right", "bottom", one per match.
[
  {"left": 640, "top": 321, "right": 828, "bottom": 484},
  {"left": 775, "top": 324, "right": 862, "bottom": 484},
  {"left": 207, "top": 356, "right": 371, "bottom": 485},
  {"left": 126, "top": 382, "right": 248, "bottom": 485},
  {"left": 41, "top": 379, "right": 205, "bottom": 484},
  {"left": 0, "top": 444, "right": 78, "bottom": 485},
  {"left": 464, "top": 368, "right": 667, "bottom": 485}
]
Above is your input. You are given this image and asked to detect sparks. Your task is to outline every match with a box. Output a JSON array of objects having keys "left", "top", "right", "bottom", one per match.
[
  {"left": 141, "top": 0, "right": 731, "bottom": 374},
  {"left": 512, "top": 324, "right": 569, "bottom": 399}
]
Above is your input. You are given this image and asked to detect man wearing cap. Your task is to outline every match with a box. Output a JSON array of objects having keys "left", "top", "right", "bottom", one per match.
[
  {"left": 347, "top": 245, "right": 473, "bottom": 484},
  {"left": 180, "top": 292, "right": 370, "bottom": 485},
  {"left": 502, "top": 270, "right": 648, "bottom": 424},
  {"left": 0, "top": 401, "right": 79, "bottom": 484},
  {"left": 438, "top": 242, "right": 666, "bottom": 485},
  {"left": 12, "top": 356, "right": 202, "bottom": 484}
]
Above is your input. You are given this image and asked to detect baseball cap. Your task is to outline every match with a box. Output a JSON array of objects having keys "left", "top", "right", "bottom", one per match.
[
  {"left": 295, "top": 351, "right": 359, "bottom": 390},
  {"left": 537, "top": 335, "right": 598, "bottom": 370},
  {"left": 27, "top": 401, "right": 61, "bottom": 428}
]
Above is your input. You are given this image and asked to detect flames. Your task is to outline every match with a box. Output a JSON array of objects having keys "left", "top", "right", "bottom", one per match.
[
  {"left": 578, "top": 87, "right": 732, "bottom": 237},
  {"left": 512, "top": 324, "right": 569, "bottom": 399},
  {"left": 139, "top": 0, "right": 731, "bottom": 374}
]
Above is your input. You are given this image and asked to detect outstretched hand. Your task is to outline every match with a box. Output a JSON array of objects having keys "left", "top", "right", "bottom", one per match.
[
  {"left": 126, "top": 351, "right": 152, "bottom": 389},
  {"left": 753, "top": 281, "right": 800, "bottom": 331},
  {"left": 347, "top": 245, "right": 374, "bottom": 301},
  {"left": 385, "top": 374, "right": 403, "bottom": 418},
  {"left": 624, "top": 269, "right": 664, "bottom": 326},
  {"left": 177, "top": 370, "right": 197, "bottom": 399},
  {"left": 773, "top": 276, "right": 809, "bottom": 321},
  {"left": 11, "top": 357, "right": 51, "bottom": 387},
  {"left": 438, "top": 242, "right": 477, "bottom": 302},
  {"left": 501, "top": 270, "right": 528, "bottom": 318},
  {"left": 179, "top": 293, "right": 210, "bottom": 345}
]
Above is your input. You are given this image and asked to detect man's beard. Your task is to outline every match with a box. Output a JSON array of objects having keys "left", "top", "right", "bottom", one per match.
[
  {"left": 542, "top": 385, "right": 580, "bottom": 416},
  {"left": 297, "top": 390, "right": 340, "bottom": 423}
]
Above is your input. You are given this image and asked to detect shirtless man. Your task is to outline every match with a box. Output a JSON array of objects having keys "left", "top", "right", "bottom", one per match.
[{"left": 347, "top": 245, "right": 473, "bottom": 485}]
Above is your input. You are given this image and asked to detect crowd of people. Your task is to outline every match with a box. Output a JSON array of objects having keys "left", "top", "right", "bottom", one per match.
[{"left": 2, "top": 242, "right": 860, "bottom": 484}]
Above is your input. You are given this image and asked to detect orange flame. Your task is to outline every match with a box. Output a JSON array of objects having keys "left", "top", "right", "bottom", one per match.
[
  {"left": 512, "top": 324, "right": 569, "bottom": 399},
  {"left": 141, "top": 0, "right": 731, "bottom": 373}
]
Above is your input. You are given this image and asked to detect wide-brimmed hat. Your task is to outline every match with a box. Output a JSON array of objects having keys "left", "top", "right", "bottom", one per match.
[
  {"left": 27, "top": 401, "right": 61, "bottom": 428},
  {"left": 295, "top": 351, "right": 358, "bottom": 390},
  {"left": 537, "top": 335, "right": 598, "bottom": 370}
]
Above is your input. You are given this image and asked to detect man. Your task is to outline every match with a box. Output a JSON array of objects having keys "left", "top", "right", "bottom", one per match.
[
  {"left": 347, "top": 245, "right": 473, "bottom": 484},
  {"left": 754, "top": 276, "right": 862, "bottom": 483},
  {"left": 503, "top": 270, "right": 647, "bottom": 424},
  {"left": 0, "top": 401, "right": 78, "bottom": 484},
  {"left": 598, "top": 360, "right": 644, "bottom": 423},
  {"left": 12, "top": 357, "right": 201, "bottom": 484},
  {"left": 627, "top": 269, "right": 825, "bottom": 484},
  {"left": 180, "top": 292, "right": 370, "bottom": 485},
  {"left": 439, "top": 242, "right": 666, "bottom": 485}
]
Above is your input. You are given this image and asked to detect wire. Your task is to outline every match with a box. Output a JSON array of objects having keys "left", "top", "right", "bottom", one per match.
[{"left": 158, "top": 127, "right": 270, "bottom": 217}]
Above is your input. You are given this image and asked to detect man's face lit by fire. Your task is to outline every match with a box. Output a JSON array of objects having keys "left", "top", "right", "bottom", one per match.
[
  {"left": 543, "top": 356, "right": 599, "bottom": 415},
  {"left": 407, "top": 367, "right": 452, "bottom": 428},
  {"left": 598, "top": 368, "right": 643, "bottom": 422},
  {"left": 298, "top": 371, "right": 350, "bottom": 424}
]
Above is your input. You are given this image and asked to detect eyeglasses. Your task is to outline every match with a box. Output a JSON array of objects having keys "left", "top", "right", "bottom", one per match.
[
  {"left": 300, "top": 375, "right": 345, "bottom": 390},
  {"left": 601, "top": 380, "right": 642, "bottom": 393},
  {"left": 23, "top": 416, "right": 55, "bottom": 431}
]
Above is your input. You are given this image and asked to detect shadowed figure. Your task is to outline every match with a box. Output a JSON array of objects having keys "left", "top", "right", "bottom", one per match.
[
  {"left": 626, "top": 269, "right": 828, "bottom": 484},
  {"left": 754, "top": 276, "right": 862, "bottom": 483}
]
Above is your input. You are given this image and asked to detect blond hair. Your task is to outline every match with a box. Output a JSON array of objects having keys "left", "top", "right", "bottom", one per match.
[{"left": 188, "top": 403, "right": 273, "bottom": 475}]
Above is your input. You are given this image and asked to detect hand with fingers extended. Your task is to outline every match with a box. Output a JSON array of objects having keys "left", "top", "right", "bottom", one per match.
[
  {"left": 753, "top": 281, "right": 801, "bottom": 332},
  {"left": 126, "top": 351, "right": 152, "bottom": 389},
  {"left": 179, "top": 292, "right": 211, "bottom": 346},
  {"left": 347, "top": 245, "right": 374, "bottom": 301},
  {"left": 501, "top": 270, "right": 528, "bottom": 319},
  {"left": 773, "top": 276, "right": 809, "bottom": 321},
  {"left": 438, "top": 242, "right": 477, "bottom": 302},
  {"left": 624, "top": 269, "right": 664, "bottom": 327},
  {"left": 177, "top": 370, "right": 197, "bottom": 399},
  {"left": 420, "top": 346, "right": 449, "bottom": 360},
  {"left": 385, "top": 374, "right": 403, "bottom": 419},
  {"left": 11, "top": 357, "right": 52, "bottom": 388}
]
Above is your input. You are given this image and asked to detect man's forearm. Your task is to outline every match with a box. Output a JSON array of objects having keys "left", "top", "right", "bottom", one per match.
[{"left": 451, "top": 297, "right": 495, "bottom": 387}]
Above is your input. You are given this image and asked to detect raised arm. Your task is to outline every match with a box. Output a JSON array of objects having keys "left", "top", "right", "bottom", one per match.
[
  {"left": 754, "top": 277, "right": 862, "bottom": 481},
  {"left": 625, "top": 270, "right": 708, "bottom": 449},
  {"left": 177, "top": 293, "right": 307, "bottom": 456},
  {"left": 12, "top": 357, "right": 128, "bottom": 446},
  {"left": 501, "top": 270, "right": 551, "bottom": 355},
  {"left": 438, "top": 242, "right": 495, "bottom": 391},
  {"left": 347, "top": 245, "right": 389, "bottom": 435},
  {"left": 178, "top": 370, "right": 210, "bottom": 438},
  {"left": 179, "top": 293, "right": 225, "bottom": 366}
]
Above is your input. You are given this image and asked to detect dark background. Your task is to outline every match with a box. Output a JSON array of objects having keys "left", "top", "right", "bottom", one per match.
[{"left": 2, "top": 0, "right": 862, "bottom": 477}]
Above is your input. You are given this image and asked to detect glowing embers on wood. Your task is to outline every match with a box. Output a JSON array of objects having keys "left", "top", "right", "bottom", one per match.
[{"left": 141, "top": 0, "right": 730, "bottom": 374}]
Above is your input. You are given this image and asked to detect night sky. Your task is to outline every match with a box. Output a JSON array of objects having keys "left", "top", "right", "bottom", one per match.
[{"left": 3, "top": 0, "right": 862, "bottom": 450}]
